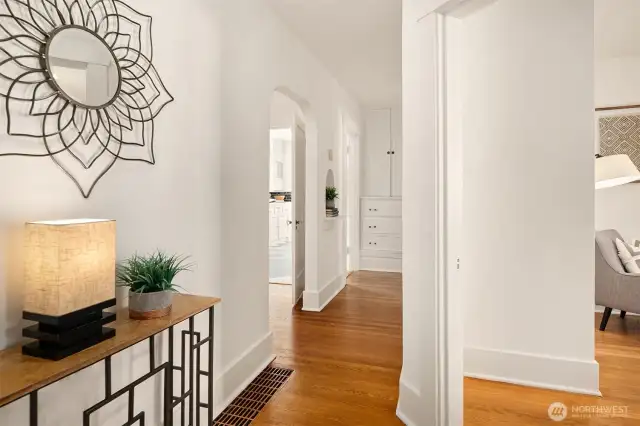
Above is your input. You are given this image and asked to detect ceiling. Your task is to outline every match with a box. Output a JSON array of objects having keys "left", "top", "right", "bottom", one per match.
[
  {"left": 265, "top": 0, "right": 402, "bottom": 108},
  {"left": 595, "top": 0, "right": 640, "bottom": 59}
]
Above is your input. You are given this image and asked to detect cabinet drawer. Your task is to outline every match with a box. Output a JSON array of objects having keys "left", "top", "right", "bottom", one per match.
[
  {"left": 362, "top": 198, "right": 401, "bottom": 217},
  {"left": 362, "top": 235, "right": 402, "bottom": 251},
  {"left": 363, "top": 218, "right": 401, "bottom": 235}
]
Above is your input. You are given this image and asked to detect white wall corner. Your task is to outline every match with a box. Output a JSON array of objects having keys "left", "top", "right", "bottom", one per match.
[
  {"left": 215, "top": 332, "right": 275, "bottom": 415},
  {"left": 302, "top": 273, "right": 346, "bottom": 312},
  {"left": 464, "top": 346, "right": 600, "bottom": 396},
  {"left": 396, "top": 378, "right": 422, "bottom": 426}
]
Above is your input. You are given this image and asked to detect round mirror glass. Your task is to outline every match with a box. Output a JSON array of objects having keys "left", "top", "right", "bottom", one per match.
[{"left": 45, "top": 27, "right": 120, "bottom": 108}]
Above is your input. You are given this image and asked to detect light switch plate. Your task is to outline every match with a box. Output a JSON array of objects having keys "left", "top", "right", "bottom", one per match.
[{"left": 328, "top": 149, "right": 333, "bottom": 161}]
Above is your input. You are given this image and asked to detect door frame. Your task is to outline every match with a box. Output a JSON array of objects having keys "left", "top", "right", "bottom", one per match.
[
  {"left": 400, "top": 0, "right": 496, "bottom": 425},
  {"left": 291, "top": 117, "right": 306, "bottom": 306},
  {"left": 341, "top": 111, "right": 361, "bottom": 273}
]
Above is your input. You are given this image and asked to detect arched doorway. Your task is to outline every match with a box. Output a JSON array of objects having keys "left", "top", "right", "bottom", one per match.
[{"left": 268, "top": 90, "right": 308, "bottom": 307}]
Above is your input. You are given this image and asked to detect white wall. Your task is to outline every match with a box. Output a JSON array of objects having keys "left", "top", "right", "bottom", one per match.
[
  {"left": 399, "top": 4, "right": 439, "bottom": 425},
  {"left": 219, "top": 0, "right": 362, "bottom": 357},
  {"left": 401, "top": 0, "right": 598, "bottom": 424},
  {"left": 0, "top": 1, "right": 221, "bottom": 424},
  {"left": 0, "top": 0, "right": 361, "bottom": 423},
  {"left": 460, "top": 0, "right": 598, "bottom": 394},
  {"left": 595, "top": 56, "right": 640, "bottom": 241}
]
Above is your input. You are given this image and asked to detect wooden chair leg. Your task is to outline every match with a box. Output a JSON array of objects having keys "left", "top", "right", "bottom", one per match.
[
  {"left": 600, "top": 307, "right": 613, "bottom": 331},
  {"left": 621, "top": 310, "right": 627, "bottom": 319}
]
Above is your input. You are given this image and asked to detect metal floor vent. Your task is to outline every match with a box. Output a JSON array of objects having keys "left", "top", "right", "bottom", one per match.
[{"left": 214, "top": 366, "right": 293, "bottom": 425}]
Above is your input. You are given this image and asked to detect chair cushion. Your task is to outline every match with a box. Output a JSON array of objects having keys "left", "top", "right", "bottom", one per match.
[{"left": 616, "top": 238, "right": 640, "bottom": 273}]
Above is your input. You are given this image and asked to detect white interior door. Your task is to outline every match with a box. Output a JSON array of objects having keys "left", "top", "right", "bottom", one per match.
[{"left": 292, "top": 118, "right": 306, "bottom": 305}]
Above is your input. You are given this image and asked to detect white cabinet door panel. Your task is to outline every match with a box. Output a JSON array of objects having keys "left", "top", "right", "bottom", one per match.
[
  {"left": 391, "top": 108, "right": 403, "bottom": 197},
  {"left": 364, "top": 109, "right": 391, "bottom": 196}
]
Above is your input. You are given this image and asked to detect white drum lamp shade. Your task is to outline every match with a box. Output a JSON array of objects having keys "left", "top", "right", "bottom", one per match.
[
  {"left": 23, "top": 219, "right": 116, "bottom": 317},
  {"left": 595, "top": 154, "right": 640, "bottom": 190}
]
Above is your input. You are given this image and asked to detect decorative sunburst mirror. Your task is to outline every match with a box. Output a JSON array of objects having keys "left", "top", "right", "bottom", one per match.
[{"left": 0, "top": 0, "right": 173, "bottom": 197}]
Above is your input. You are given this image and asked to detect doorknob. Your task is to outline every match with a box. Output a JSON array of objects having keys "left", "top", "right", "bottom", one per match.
[{"left": 287, "top": 220, "right": 293, "bottom": 225}]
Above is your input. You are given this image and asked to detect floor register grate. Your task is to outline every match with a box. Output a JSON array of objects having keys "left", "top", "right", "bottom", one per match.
[{"left": 213, "top": 366, "right": 294, "bottom": 425}]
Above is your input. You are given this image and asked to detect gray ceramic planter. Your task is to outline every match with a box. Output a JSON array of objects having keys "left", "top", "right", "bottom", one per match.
[
  {"left": 326, "top": 199, "right": 336, "bottom": 209},
  {"left": 129, "top": 290, "right": 173, "bottom": 320}
]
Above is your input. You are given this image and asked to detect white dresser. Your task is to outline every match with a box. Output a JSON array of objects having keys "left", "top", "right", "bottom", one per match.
[{"left": 360, "top": 197, "right": 402, "bottom": 272}]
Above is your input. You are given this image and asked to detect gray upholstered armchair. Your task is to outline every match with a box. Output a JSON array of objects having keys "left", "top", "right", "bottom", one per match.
[{"left": 596, "top": 229, "right": 640, "bottom": 331}]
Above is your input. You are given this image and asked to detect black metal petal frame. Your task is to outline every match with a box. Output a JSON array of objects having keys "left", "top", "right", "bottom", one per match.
[{"left": 0, "top": 0, "right": 173, "bottom": 198}]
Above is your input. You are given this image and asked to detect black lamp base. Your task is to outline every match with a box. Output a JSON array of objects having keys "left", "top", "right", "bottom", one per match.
[{"left": 22, "top": 299, "right": 117, "bottom": 361}]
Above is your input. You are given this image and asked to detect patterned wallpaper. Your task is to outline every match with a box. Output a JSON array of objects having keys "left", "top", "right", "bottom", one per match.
[{"left": 600, "top": 114, "right": 640, "bottom": 168}]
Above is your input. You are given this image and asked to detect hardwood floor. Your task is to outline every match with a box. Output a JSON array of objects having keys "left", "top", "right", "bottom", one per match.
[
  {"left": 254, "top": 271, "right": 404, "bottom": 426},
  {"left": 465, "top": 312, "right": 640, "bottom": 425},
  {"left": 256, "top": 271, "right": 640, "bottom": 425}
]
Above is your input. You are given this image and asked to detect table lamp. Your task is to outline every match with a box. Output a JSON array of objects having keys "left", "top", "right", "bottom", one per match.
[
  {"left": 595, "top": 154, "right": 640, "bottom": 189},
  {"left": 22, "top": 219, "right": 117, "bottom": 360}
]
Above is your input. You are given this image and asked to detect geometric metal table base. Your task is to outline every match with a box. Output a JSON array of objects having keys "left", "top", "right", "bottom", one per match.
[{"left": 25, "top": 306, "right": 215, "bottom": 426}]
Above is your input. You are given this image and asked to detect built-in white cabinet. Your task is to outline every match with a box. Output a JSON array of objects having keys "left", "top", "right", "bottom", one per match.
[
  {"left": 269, "top": 202, "right": 292, "bottom": 245},
  {"left": 390, "top": 108, "right": 402, "bottom": 198},
  {"left": 361, "top": 197, "right": 402, "bottom": 272},
  {"left": 363, "top": 108, "right": 402, "bottom": 198}
]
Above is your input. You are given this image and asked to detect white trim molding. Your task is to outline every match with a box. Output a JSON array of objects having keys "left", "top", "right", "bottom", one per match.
[
  {"left": 465, "top": 346, "right": 601, "bottom": 396},
  {"left": 396, "top": 378, "right": 422, "bottom": 426},
  {"left": 215, "top": 332, "right": 275, "bottom": 415},
  {"left": 302, "top": 274, "right": 346, "bottom": 312}
]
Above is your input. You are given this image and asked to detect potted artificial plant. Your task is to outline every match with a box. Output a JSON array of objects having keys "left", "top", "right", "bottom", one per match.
[
  {"left": 117, "top": 251, "right": 192, "bottom": 320},
  {"left": 326, "top": 186, "right": 339, "bottom": 209}
]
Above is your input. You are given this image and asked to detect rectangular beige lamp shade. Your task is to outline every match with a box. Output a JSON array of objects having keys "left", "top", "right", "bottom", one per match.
[{"left": 24, "top": 219, "right": 116, "bottom": 317}]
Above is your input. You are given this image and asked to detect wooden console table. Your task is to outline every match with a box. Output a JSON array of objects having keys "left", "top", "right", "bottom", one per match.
[{"left": 0, "top": 294, "right": 221, "bottom": 426}]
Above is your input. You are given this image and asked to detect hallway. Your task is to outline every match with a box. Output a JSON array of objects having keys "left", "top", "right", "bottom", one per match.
[{"left": 255, "top": 271, "right": 403, "bottom": 425}]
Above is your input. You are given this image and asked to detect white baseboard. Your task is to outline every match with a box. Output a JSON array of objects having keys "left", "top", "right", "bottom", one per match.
[
  {"left": 361, "top": 256, "right": 402, "bottom": 273},
  {"left": 302, "top": 274, "right": 346, "bottom": 312},
  {"left": 215, "top": 332, "right": 275, "bottom": 415},
  {"left": 464, "top": 346, "right": 600, "bottom": 396},
  {"left": 396, "top": 378, "right": 421, "bottom": 426}
]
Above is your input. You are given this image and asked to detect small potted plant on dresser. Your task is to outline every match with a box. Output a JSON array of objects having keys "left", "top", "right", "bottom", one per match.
[{"left": 117, "top": 251, "right": 192, "bottom": 320}]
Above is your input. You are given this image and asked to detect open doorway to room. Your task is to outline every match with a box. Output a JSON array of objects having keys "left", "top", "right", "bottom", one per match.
[
  {"left": 431, "top": 0, "right": 640, "bottom": 423},
  {"left": 269, "top": 90, "right": 307, "bottom": 308}
]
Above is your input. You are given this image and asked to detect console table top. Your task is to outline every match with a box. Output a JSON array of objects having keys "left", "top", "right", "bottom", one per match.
[{"left": 0, "top": 294, "right": 221, "bottom": 407}]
